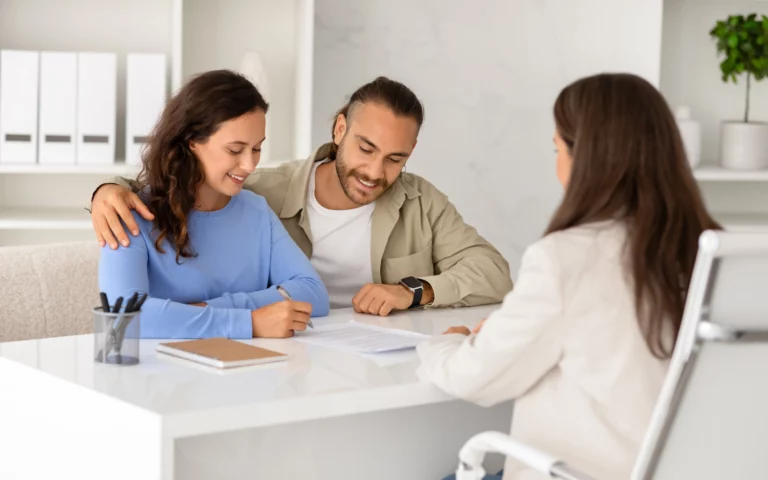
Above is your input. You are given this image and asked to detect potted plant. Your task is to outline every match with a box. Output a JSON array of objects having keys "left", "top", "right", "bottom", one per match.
[{"left": 710, "top": 13, "right": 768, "bottom": 170}]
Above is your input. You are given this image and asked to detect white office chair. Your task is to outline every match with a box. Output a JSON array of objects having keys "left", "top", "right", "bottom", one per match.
[{"left": 456, "top": 230, "right": 768, "bottom": 480}]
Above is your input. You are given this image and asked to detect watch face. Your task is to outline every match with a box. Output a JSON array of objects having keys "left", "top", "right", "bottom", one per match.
[{"left": 401, "top": 277, "right": 422, "bottom": 289}]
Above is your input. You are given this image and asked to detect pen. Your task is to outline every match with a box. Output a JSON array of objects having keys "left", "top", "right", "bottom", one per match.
[
  {"left": 124, "top": 292, "right": 140, "bottom": 314},
  {"left": 109, "top": 297, "right": 124, "bottom": 363},
  {"left": 95, "top": 292, "right": 111, "bottom": 361},
  {"left": 276, "top": 285, "right": 313, "bottom": 329},
  {"left": 100, "top": 292, "right": 110, "bottom": 314},
  {"left": 114, "top": 293, "right": 139, "bottom": 364},
  {"left": 116, "top": 293, "right": 147, "bottom": 346},
  {"left": 111, "top": 296, "right": 123, "bottom": 314},
  {"left": 95, "top": 294, "right": 122, "bottom": 362},
  {"left": 132, "top": 293, "right": 148, "bottom": 312}
]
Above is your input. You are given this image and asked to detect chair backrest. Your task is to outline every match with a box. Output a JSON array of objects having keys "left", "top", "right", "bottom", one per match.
[
  {"left": 0, "top": 241, "right": 100, "bottom": 342},
  {"left": 633, "top": 230, "right": 768, "bottom": 479}
]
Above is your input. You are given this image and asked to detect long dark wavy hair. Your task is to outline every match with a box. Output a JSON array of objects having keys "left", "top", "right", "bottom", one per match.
[
  {"left": 137, "top": 69, "right": 269, "bottom": 263},
  {"left": 548, "top": 73, "right": 720, "bottom": 359}
]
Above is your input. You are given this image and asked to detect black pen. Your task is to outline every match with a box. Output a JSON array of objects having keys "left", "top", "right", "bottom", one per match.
[
  {"left": 96, "top": 292, "right": 110, "bottom": 362},
  {"left": 109, "top": 297, "right": 124, "bottom": 363},
  {"left": 115, "top": 293, "right": 147, "bottom": 340},
  {"left": 110, "top": 296, "right": 124, "bottom": 332},
  {"left": 111, "top": 296, "right": 123, "bottom": 314},
  {"left": 100, "top": 292, "right": 110, "bottom": 314},
  {"left": 115, "top": 293, "right": 148, "bottom": 363},
  {"left": 116, "top": 293, "right": 146, "bottom": 340},
  {"left": 132, "top": 293, "right": 148, "bottom": 312},
  {"left": 114, "top": 293, "right": 139, "bottom": 363},
  {"left": 124, "top": 292, "right": 139, "bottom": 313}
]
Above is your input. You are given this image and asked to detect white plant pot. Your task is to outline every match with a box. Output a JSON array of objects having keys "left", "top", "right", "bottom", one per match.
[{"left": 720, "top": 121, "right": 768, "bottom": 170}]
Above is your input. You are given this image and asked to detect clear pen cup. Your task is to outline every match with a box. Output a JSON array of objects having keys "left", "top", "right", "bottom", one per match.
[{"left": 93, "top": 306, "right": 141, "bottom": 366}]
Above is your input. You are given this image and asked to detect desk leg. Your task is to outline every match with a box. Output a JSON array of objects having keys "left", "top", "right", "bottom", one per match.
[
  {"left": 174, "top": 399, "right": 513, "bottom": 480},
  {"left": 162, "top": 435, "right": 176, "bottom": 480}
]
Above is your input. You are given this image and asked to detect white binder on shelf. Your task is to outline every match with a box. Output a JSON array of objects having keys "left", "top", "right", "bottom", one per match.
[
  {"left": 76, "top": 52, "right": 116, "bottom": 165},
  {"left": 0, "top": 50, "right": 40, "bottom": 165},
  {"left": 126, "top": 53, "right": 167, "bottom": 166},
  {"left": 39, "top": 52, "right": 78, "bottom": 165}
]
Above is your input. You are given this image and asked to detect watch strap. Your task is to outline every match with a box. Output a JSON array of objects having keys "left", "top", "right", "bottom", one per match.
[
  {"left": 409, "top": 284, "right": 423, "bottom": 308},
  {"left": 400, "top": 277, "right": 423, "bottom": 309}
]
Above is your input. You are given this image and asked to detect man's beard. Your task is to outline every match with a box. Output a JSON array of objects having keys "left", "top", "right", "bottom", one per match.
[{"left": 334, "top": 140, "right": 389, "bottom": 206}]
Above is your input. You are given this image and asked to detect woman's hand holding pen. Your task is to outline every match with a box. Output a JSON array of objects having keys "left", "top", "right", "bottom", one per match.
[
  {"left": 251, "top": 301, "right": 312, "bottom": 338},
  {"left": 187, "top": 287, "right": 313, "bottom": 337}
]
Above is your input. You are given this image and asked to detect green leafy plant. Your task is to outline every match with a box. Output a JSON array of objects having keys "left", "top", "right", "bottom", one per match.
[{"left": 710, "top": 13, "right": 768, "bottom": 122}]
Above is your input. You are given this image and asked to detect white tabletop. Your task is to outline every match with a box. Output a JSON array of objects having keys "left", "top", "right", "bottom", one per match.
[{"left": 0, "top": 306, "right": 496, "bottom": 438}]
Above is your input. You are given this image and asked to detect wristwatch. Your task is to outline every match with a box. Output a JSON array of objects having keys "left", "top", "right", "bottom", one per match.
[{"left": 399, "top": 276, "right": 423, "bottom": 309}]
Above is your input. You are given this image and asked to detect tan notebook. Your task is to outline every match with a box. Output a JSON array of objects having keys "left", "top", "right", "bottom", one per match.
[{"left": 156, "top": 338, "right": 289, "bottom": 369}]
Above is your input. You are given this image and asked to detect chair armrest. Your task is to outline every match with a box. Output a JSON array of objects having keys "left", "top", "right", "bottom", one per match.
[{"left": 456, "top": 431, "right": 599, "bottom": 480}]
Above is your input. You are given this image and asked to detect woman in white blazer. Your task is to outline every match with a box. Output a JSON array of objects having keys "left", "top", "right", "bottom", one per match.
[{"left": 419, "top": 73, "right": 720, "bottom": 480}]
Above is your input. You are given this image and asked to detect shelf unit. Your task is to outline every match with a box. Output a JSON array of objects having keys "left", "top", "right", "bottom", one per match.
[
  {"left": 0, "top": 0, "right": 314, "bottom": 246},
  {"left": 693, "top": 166, "right": 768, "bottom": 182},
  {"left": 716, "top": 213, "right": 768, "bottom": 231},
  {"left": 0, "top": 208, "right": 91, "bottom": 230},
  {"left": 661, "top": 0, "right": 768, "bottom": 230},
  {"left": 0, "top": 163, "right": 138, "bottom": 175}
]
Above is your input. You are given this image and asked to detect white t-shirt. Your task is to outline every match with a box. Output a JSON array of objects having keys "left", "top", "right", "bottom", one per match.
[{"left": 306, "top": 163, "right": 375, "bottom": 308}]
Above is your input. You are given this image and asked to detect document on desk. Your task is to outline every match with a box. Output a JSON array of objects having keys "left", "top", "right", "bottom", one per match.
[{"left": 296, "top": 322, "right": 428, "bottom": 353}]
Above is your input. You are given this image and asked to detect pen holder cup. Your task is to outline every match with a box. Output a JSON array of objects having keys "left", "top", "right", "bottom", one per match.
[{"left": 93, "top": 307, "right": 141, "bottom": 366}]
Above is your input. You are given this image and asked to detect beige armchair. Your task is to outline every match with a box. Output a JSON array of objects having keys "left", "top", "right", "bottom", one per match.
[{"left": 0, "top": 241, "right": 100, "bottom": 342}]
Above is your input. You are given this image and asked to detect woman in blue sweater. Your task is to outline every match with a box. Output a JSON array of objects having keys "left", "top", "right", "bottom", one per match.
[{"left": 99, "top": 70, "right": 329, "bottom": 339}]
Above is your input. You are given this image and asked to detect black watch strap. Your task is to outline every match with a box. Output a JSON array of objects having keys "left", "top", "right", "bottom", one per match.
[
  {"left": 410, "top": 284, "right": 423, "bottom": 308},
  {"left": 400, "top": 277, "right": 423, "bottom": 309}
]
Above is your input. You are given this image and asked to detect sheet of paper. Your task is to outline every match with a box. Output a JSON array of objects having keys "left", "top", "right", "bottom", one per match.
[{"left": 296, "top": 322, "right": 428, "bottom": 353}]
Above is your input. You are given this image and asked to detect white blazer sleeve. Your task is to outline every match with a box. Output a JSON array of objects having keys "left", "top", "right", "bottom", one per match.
[{"left": 416, "top": 242, "right": 564, "bottom": 407}]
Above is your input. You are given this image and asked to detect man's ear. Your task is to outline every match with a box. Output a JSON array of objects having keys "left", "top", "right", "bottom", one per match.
[{"left": 333, "top": 114, "right": 347, "bottom": 145}]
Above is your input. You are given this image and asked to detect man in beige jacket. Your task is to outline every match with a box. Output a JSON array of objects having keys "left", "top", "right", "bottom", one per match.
[{"left": 90, "top": 76, "right": 512, "bottom": 316}]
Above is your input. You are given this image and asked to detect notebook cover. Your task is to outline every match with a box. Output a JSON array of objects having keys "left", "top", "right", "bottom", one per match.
[{"left": 158, "top": 338, "right": 287, "bottom": 364}]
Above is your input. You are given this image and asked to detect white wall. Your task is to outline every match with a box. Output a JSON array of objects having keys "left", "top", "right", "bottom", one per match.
[
  {"left": 313, "top": 0, "right": 663, "bottom": 273},
  {"left": 182, "top": 0, "right": 300, "bottom": 163},
  {"left": 661, "top": 0, "right": 768, "bottom": 220}
]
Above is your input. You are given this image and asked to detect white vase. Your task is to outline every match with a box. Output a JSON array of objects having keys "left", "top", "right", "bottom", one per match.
[
  {"left": 720, "top": 121, "right": 768, "bottom": 170},
  {"left": 675, "top": 106, "right": 701, "bottom": 168},
  {"left": 238, "top": 52, "right": 271, "bottom": 164}
]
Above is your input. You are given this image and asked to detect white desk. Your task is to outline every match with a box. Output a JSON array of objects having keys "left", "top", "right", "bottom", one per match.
[{"left": 0, "top": 306, "right": 512, "bottom": 480}]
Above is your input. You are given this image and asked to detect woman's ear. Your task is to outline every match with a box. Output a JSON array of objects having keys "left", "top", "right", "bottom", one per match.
[{"left": 188, "top": 140, "right": 198, "bottom": 152}]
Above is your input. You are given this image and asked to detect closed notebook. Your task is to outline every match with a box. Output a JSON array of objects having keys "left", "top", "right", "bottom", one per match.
[{"left": 156, "top": 338, "right": 288, "bottom": 369}]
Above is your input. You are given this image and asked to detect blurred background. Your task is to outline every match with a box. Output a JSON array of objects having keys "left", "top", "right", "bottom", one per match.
[{"left": 0, "top": 0, "right": 767, "bottom": 273}]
